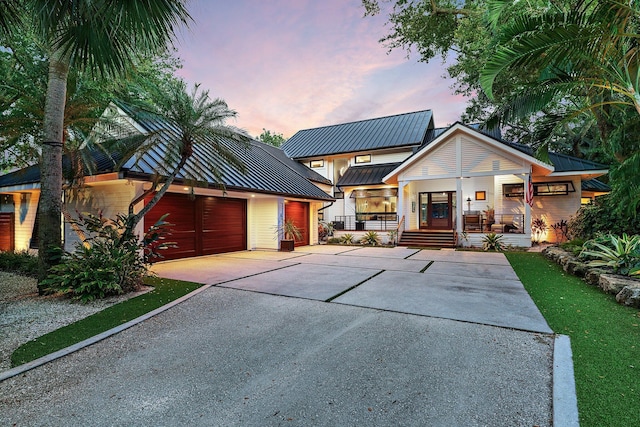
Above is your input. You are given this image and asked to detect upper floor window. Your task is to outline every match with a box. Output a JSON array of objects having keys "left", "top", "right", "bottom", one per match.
[
  {"left": 355, "top": 154, "right": 371, "bottom": 164},
  {"left": 309, "top": 159, "right": 324, "bottom": 168}
]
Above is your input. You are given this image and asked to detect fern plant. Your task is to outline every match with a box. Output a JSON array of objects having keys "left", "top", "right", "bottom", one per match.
[{"left": 482, "top": 232, "right": 505, "bottom": 252}]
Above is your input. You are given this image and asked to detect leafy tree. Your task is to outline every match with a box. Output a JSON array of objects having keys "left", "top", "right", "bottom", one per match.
[
  {"left": 480, "top": 0, "right": 640, "bottom": 215},
  {"left": 0, "top": 27, "right": 185, "bottom": 172},
  {"left": 257, "top": 128, "right": 287, "bottom": 147},
  {"left": 10, "top": 0, "right": 191, "bottom": 283}
]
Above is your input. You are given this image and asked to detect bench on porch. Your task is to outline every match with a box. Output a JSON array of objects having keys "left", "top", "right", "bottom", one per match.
[{"left": 490, "top": 214, "right": 524, "bottom": 233}]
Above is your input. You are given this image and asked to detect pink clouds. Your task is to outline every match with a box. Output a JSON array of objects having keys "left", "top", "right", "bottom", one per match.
[{"left": 176, "top": 0, "right": 468, "bottom": 137}]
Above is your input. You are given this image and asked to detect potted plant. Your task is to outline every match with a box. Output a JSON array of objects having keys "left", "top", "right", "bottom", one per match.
[{"left": 277, "top": 218, "right": 302, "bottom": 251}]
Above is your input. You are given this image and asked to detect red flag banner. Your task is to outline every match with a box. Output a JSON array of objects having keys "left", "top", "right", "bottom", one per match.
[{"left": 525, "top": 173, "right": 534, "bottom": 207}]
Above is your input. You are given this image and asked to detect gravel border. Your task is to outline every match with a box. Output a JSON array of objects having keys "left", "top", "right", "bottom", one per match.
[{"left": 0, "top": 272, "right": 150, "bottom": 372}]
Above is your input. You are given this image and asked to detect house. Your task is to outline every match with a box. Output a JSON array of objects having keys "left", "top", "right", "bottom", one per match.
[
  {"left": 0, "top": 103, "right": 333, "bottom": 259},
  {"left": 282, "top": 111, "right": 609, "bottom": 247},
  {"left": 0, "top": 106, "right": 609, "bottom": 257}
]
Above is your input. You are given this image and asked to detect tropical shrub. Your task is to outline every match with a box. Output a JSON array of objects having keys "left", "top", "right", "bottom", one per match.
[
  {"left": 568, "top": 196, "right": 640, "bottom": 240},
  {"left": 339, "top": 234, "right": 355, "bottom": 244},
  {"left": 42, "top": 212, "right": 174, "bottom": 301},
  {"left": 387, "top": 229, "right": 398, "bottom": 245},
  {"left": 0, "top": 250, "right": 38, "bottom": 277},
  {"left": 482, "top": 232, "right": 505, "bottom": 252},
  {"left": 579, "top": 234, "right": 640, "bottom": 276},
  {"left": 531, "top": 218, "right": 548, "bottom": 243},
  {"left": 360, "top": 231, "right": 381, "bottom": 246}
]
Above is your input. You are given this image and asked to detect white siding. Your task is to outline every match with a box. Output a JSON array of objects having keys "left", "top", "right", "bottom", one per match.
[
  {"left": 403, "top": 140, "right": 457, "bottom": 179},
  {"left": 370, "top": 151, "right": 412, "bottom": 164},
  {"left": 530, "top": 177, "right": 581, "bottom": 243},
  {"left": 460, "top": 136, "right": 524, "bottom": 175},
  {"left": 13, "top": 192, "right": 39, "bottom": 252},
  {"left": 249, "top": 197, "right": 279, "bottom": 250},
  {"left": 63, "top": 181, "right": 135, "bottom": 250}
]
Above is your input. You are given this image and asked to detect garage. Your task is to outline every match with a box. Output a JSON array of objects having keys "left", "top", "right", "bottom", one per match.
[
  {"left": 0, "top": 212, "right": 14, "bottom": 252},
  {"left": 284, "top": 201, "right": 309, "bottom": 247},
  {"left": 145, "top": 193, "right": 246, "bottom": 260}
]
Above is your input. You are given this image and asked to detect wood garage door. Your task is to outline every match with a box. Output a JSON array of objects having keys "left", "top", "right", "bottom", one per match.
[
  {"left": 0, "top": 212, "right": 15, "bottom": 252},
  {"left": 285, "top": 201, "right": 309, "bottom": 247},
  {"left": 145, "top": 193, "right": 246, "bottom": 260}
]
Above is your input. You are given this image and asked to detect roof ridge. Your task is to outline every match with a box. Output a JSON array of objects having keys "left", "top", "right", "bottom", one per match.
[{"left": 294, "top": 109, "right": 433, "bottom": 133}]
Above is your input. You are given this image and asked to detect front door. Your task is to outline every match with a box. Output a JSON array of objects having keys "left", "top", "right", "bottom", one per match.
[{"left": 419, "top": 192, "right": 453, "bottom": 230}]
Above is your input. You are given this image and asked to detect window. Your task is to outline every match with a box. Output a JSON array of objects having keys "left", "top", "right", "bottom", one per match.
[
  {"left": 333, "top": 191, "right": 344, "bottom": 199},
  {"left": 534, "top": 181, "right": 575, "bottom": 196},
  {"left": 354, "top": 154, "right": 371, "bottom": 164},
  {"left": 503, "top": 181, "right": 576, "bottom": 197},
  {"left": 503, "top": 183, "right": 524, "bottom": 197},
  {"left": 350, "top": 188, "right": 398, "bottom": 221},
  {"left": 309, "top": 159, "right": 324, "bottom": 168}
]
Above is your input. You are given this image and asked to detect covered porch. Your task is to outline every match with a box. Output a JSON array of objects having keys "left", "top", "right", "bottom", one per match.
[{"left": 381, "top": 124, "right": 558, "bottom": 248}]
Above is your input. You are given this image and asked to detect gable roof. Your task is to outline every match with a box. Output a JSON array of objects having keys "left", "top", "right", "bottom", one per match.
[
  {"left": 385, "top": 122, "right": 556, "bottom": 182},
  {"left": 387, "top": 122, "right": 607, "bottom": 182},
  {"left": 282, "top": 110, "right": 434, "bottom": 159}
]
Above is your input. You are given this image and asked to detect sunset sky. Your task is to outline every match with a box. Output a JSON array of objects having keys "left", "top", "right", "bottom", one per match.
[{"left": 175, "top": 0, "right": 468, "bottom": 138}]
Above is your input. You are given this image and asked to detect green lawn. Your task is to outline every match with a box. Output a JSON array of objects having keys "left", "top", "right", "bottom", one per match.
[
  {"left": 506, "top": 252, "right": 640, "bottom": 427},
  {"left": 11, "top": 277, "right": 203, "bottom": 367}
]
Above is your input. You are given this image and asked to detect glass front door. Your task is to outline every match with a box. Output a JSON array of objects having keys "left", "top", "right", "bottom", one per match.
[{"left": 419, "top": 192, "right": 454, "bottom": 230}]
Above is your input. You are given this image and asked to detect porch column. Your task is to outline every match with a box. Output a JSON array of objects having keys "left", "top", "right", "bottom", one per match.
[
  {"left": 456, "top": 177, "right": 463, "bottom": 234},
  {"left": 523, "top": 173, "right": 532, "bottom": 235},
  {"left": 397, "top": 180, "right": 406, "bottom": 230}
]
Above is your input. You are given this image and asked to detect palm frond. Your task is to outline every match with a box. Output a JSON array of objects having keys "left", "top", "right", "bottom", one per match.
[{"left": 32, "top": 0, "right": 191, "bottom": 77}]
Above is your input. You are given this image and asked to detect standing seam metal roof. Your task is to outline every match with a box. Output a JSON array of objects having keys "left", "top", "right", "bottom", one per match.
[
  {"left": 336, "top": 163, "right": 403, "bottom": 187},
  {"left": 282, "top": 110, "right": 433, "bottom": 159},
  {"left": 115, "top": 104, "right": 333, "bottom": 200}
]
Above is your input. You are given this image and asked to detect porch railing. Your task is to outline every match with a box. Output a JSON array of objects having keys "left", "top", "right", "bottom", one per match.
[{"left": 333, "top": 214, "right": 399, "bottom": 231}]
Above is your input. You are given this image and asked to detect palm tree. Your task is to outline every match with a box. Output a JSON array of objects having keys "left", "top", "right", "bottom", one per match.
[
  {"left": 27, "top": 0, "right": 191, "bottom": 282},
  {"left": 481, "top": 1, "right": 640, "bottom": 121},
  {"left": 0, "top": 0, "right": 20, "bottom": 35},
  {"left": 120, "top": 79, "right": 251, "bottom": 232},
  {"left": 480, "top": 0, "right": 640, "bottom": 216}
]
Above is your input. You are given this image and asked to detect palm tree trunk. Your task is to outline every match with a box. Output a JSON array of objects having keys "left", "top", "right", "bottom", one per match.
[
  {"left": 38, "top": 51, "right": 69, "bottom": 287},
  {"left": 127, "top": 154, "right": 190, "bottom": 233}
]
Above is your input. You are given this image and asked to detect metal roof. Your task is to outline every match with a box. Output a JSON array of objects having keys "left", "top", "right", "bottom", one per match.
[
  {"left": 502, "top": 141, "right": 608, "bottom": 172},
  {"left": 582, "top": 178, "right": 611, "bottom": 192},
  {"left": 337, "top": 162, "right": 402, "bottom": 187},
  {"left": 282, "top": 110, "right": 434, "bottom": 159},
  {"left": 0, "top": 104, "right": 334, "bottom": 201},
  {"left": 116, "top": 103, "right": 333, "bottom": 201},
  {"left": 0, "top": 148, "right": 124, "bottom": 188}
]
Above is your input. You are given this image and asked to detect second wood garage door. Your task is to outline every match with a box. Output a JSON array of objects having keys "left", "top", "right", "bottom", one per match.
[
  {"left": 145, "top": 193, "right": 246, "bottom": 260},
  {"left": 285, "top": 201, "right": 309, "bottom": 247}
]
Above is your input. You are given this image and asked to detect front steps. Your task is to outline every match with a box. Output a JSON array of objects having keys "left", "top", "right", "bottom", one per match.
[{"left": 398, "top": 230, "right": 456, "bottom": 248}]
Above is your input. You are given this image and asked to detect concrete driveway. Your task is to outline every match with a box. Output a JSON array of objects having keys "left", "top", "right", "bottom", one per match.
[{"left": 0, "top": 247, "right": 559, "bottom": 426}]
